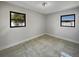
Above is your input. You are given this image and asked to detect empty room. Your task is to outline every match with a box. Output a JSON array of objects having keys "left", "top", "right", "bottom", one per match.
[{"left": 0, "top": 1, "right": 79, "bottom": 57}]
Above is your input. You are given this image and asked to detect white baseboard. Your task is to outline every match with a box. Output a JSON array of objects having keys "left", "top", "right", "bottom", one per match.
[
  {"left": 0, "top": 33, "right": 78, "bottom": 51},
  {"left": 0, "top": 33, "right": 45, "bottom": 51},
  {"left": 46, "top": 33, "right": 79, "bottom": 44}
]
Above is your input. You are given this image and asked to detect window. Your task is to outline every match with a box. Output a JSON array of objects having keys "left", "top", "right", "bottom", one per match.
[
  {"left": 60, "top": 14, "right": 75, "bottom": 27},
  {"left": 10, "top": 11, "right": 26, "bottom": 28}
]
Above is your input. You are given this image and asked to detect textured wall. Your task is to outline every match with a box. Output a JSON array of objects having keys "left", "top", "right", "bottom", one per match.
[
  {"left": 0, "top": 2, "right": 45, "bottom": 49},
  {"left": 46, "top": 7, "right": 79, "bottom": 43}
]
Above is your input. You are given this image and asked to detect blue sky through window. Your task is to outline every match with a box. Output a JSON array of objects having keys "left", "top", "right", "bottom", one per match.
[{"left": 62, "top": 15, "right": 74, "bottom": 21}]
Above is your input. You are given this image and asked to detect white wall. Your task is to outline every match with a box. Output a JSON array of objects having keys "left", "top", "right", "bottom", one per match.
[
  {"left": 0, "top": 2, "right": 45, "bottom": 50},
  {"left": 46, "top": 7, "right": 79, "bottom": 43}
]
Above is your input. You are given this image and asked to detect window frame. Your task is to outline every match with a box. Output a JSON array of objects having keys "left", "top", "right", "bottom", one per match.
[
  {"left": 10, "top": 11, "right": 26, "bottom": 28},
  {"left": 60, "top": 14, "right": 75, "bottom": 27}
]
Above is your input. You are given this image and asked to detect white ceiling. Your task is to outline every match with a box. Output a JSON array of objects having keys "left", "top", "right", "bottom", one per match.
[{"left": 7, "top": 1, "right": 79, "bottom": 14}]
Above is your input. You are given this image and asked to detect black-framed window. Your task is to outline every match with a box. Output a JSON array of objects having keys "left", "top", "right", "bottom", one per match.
[
  {"left": 10, "top": 11, "right": 26, "bottom": 28},
  {"left": 60, "top": 14, "right": 75, "bottom": 27}
]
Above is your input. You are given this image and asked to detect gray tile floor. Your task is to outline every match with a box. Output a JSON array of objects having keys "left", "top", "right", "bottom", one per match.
[{"left": 0, "top": 35, "right": 79, "bottom": 57}]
